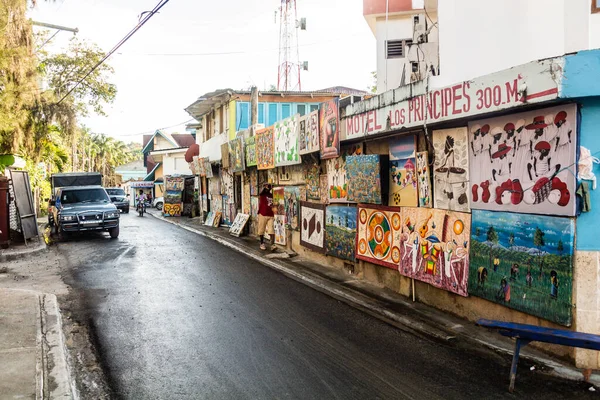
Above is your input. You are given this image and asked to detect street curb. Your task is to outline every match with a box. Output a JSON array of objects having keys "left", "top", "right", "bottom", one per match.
[
  {"left": 149, "top": 212, "right": 600, "bottom": 387},
  {"left": 0, "top": 237, "right": 47, "bottom": 262}
]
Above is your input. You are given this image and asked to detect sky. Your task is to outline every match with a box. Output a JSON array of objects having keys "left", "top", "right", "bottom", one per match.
[{"left": 28, "top": 0, "right": 376, "bottom": 143}]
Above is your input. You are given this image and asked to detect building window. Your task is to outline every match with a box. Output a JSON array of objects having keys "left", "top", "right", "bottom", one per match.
[
  {"left": 593, "top": 0, "right": 600, "bottom": 13},
  {"left": 281, "top": 103, "right": 291, "bottom": 119},
  {"left": 258, "top": 103, "right": 265, "bottom": 125},
  {"left": 268, "top": 103, "right": 278, "bottom": 126},
  {"left": 237, "top": 102, "right": 249, "bottom": 130},
  {"left": 386, "top": 39, "right": 412, "bottom": 59},
  {"left": 297, "top": 104, "right": 306, "bottom": 116},
  {"left": 310, "top": 104, "right": 319, "bottom": 112}
]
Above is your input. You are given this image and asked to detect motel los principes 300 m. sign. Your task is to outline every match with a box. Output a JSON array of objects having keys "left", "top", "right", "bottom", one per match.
[{"left": 342, "top": 58, "right": 564, "bottom": 140}]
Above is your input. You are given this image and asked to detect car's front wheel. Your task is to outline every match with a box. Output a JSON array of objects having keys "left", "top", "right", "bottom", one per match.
[
  {"left": 155, "top": 202, "right": 163, "bottom": 211},
  {"left": 109, "top": 226, "right": 119, "bottom": 239}
]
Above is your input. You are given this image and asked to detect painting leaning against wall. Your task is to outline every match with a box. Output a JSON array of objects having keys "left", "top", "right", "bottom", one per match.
[
  {"left": 256, "top": 127, "right": 275, "bottom": 170},
  {"left": 416, "top": 151, "right": 432, "bottom": 208},
  {"left": 467, "top": 209, "right": 574, "bottom": 326},
  {"left": 326, "top": 205, "right": 357, "bottom": 261},
  {"left": 432, "top": 127, "right": 470, "bottom": 212},
  {"left": 356, "top": 204, "right": 403, "bottom": 269},
  {"left": 346, "top": 154, "right": 382, "bottom": 204},
  {"left": 284, "top": 186, "right": 301, "bottom": 231}
]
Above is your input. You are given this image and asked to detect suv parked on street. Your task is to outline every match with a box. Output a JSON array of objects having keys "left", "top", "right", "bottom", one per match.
[
  {"left": 106, "top": 187, "right": 130, "bottom": 213},
  {"left": 50, "top": 186, "right": 120, "bottom": 239}
]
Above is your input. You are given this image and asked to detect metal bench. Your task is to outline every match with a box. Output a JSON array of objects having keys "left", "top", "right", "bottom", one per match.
[{"left": 477, "top": 319, "right": 600, "bottom": 392}]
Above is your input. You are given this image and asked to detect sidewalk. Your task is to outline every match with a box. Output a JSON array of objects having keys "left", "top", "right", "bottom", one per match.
[
  {"left": 0, "top": 289, "right": 73, "bottom": 399},
  {"left": 148, "top": 209, "right": 600, "bottom": 388},
  {"left": 0, "top": 220, "right": 48, "bottom": 262}
]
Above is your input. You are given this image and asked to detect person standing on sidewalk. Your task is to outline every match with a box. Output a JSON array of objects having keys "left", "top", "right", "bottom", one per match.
[{"left": 258, "top": 184, "right": 276, "bottom": 251}]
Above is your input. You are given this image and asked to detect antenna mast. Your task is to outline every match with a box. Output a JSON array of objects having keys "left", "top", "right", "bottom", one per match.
[{"left": 277, "top": 0, "right": 302, "bottom": 91}]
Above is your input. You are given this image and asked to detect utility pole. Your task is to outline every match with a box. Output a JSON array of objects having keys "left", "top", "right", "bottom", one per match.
[{"left": 31, "top": 20, "right": 79, "bottom": 33}]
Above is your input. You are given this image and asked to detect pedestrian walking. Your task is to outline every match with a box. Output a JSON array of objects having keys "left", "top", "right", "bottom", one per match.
[{"left": 258, "top": 184, "right": 276, "bottom": 250}]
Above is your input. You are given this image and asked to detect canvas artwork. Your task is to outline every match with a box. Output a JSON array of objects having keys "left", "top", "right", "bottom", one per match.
[
  {"left": 204, "top": 211, "right": 216, "bottom": 226},
  {"left": 346, "top": 155, "right": 382, "bottom": 204},
  {"left": 204, "top": 159, "right": 213, "bottom": 178},
  {"left": 299, "top": 110, "right": 320, "bottom": 155},
  {"left": 274, "top": 214, "right": 286, "bottom": 245},
  {"left": 221, "top": 195, "right": 232, "bottom": 226},
  {"left": 284, "top": 186, "right": 301, "bottom": 230},
  {"left": 249, "top": 169, "right": 258, "bottom": 196},
  {"left": 275, "top": 114, "right": 301, "bottom": 166},
  {"left": 433, "top": 128, "right": 470, "bottom": 212},
  {"left": 229, "top": 213, "right": 250, "bottom": 237},
  {"left": 468, "top": 210, "right": 574, "bottom": 326},
  {"left": 213, "top": 211, "right": 222, "bottom": 227},
  {"left": 256, "top": 127, "right": 275, "bottom": 170},
  {"left": 245, "top": 136, "right": 257, "bottom": 167},
  {"left": 228, "top": 137, "right": 245, "bottom": 173},
  {"left": 165, "top": 176, "right": 184, "bottom": 191},
  {"left": 221, "top": 143, "right": 230, "bottom": 169},
  {"left": 416, "top": 151, "right": 432, "bottom": 208},
  {"left": 163, "top": 190, "right": 182, "bottom": 217},
  {"left": 389, "top": 135, "right": 418, "bottom": 207},
  {"left": 320, "top": 99, "right": 340, "bottom": 160},
  {"left": 220, "top": 169, "right": 234, "bottom": 199},
  {"left": 327, "top": 144, "right": 363, "bottom": 203},
  {"left": 250, "top": 196, "right": 259, "bottom": 218},
  {"left": 304, "top": 157, "right": 321, "bottom": 200},
  {"left": 325, "top": 205, "right": 357, "bottom": 261},
  {"left": 356, "top": 205, "right": 403, "bottom": 269},
  {"left": 209, "top": 177, "right": 220, "bottom": 197},
  {"left": 319, "top": 175, "right": 329, "bottom": 204},
  {"left": 399, "top": 208, "right": 471, "bottom": 296},
  {"left": 468, "top": 104, "right": 577, "bottom": 216},
  {"left": 272, "top": 186, "right": 285, "bottom": 216},
  {"left": 299, "top": 201, "right": 326, "bottom": 253}
]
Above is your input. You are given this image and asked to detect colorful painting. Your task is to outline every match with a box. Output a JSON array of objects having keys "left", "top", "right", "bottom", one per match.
[
  {"left": 433, "top": 128, "right": 470, "bottom": 212},
  {"left": 249, "top": 169, "right": 258, "bottom": 196},
  {"left": 326, "top": 144, "right": 363, "bottom": 203},
  {"left": 284, "top": 186, "right": 301, "bottom": 230},
  {"left": 468, "top": 210, "right": 574, "bottom": 326},
  {"left": 304, "top": 156, "right": 321, "bottom": 200},
  {"left": 228, "top": 137, "right": 245, "bottom": 173},
  {"left": 468, "top": 104, "right": 577, "bottom": 216},
  {"left": 300, "top": 201, "right": 326, "bottom": 253},
  {"left": 204, "top": 211, "right": 216, "bottom": 226},
  {"left": 213, "top": 211, "right": 222, "bottom": 227},
  {"left": 299, "top": 110, "right": 320, "bottom": 155},
  {"left": 274, "top": 214, "right": 286, "bottom": 245},
  {"left": 416, "top": 151, "right": 432, "bottom": 208},
  {"left": 399, "top": 208, "right": 471, "bottom": 296},
  {"left": 389, "top": 135, "right": 417, "bottom": 207},
  {"left": 320, "top": 99, "right": 340, "bottom": 160},
  {"left": 356, "top": 204, "right": 403, "bottom": 269},
  {"left": 320, "top": 175, "right": 329, "bottom": 204},
  {"left": 250, "top": 196, "right": 259, "bottom": 218},
  {"left": 164, "top": 190, "right": 182, "bottom": 217},
  {"left": 220, "top": 143, "right": 230, "bottom": 169},
  {"left": 245, "top": 136, "right": 257, "bottom": 167},
  {"left": 346, "top": 155, "right": 382, "bottom": 204},
  {"left": 326, "top": 205, "right": 357, "bottom": 261},
  {"left": 163, "top": 202, "right": 182, "bottom": 217},
  {"left": 165, "top": 176, "right": 184, "bottom": 191},
  {"left": 275, "top": 114, "right": 301, "bottom": 166},
  {"left": 256, "top": 127, "right": 275, "bottom": 170},
  {"left": 221, "top": 195, "right": 234, "bottom": 226},
  {"left": 272, "top": 186, "right": 285, "bottom": 216},
  {"left": 229, "top": 213, "right": 250, "bottom": 237}
]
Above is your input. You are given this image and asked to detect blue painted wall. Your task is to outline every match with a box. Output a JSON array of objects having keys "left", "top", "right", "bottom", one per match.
[
  {"left": 236, "top": 101, "right": 321, "bottom": 130},
  {"left": 561, "top": 50, "right": 600, "bottom": 98}
]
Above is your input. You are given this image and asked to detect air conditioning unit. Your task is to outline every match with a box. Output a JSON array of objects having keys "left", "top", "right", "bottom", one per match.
[{"left": 412, "top": 14, "right": 428, "bottom": 43}]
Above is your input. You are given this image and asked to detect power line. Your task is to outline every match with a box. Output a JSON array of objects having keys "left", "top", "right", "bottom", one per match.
[
  {"left": 56, "top": 0, "right": 171, "bottom": 106},
  {"left": 115, "top": 118, "right": 196, "bottom": 137}
]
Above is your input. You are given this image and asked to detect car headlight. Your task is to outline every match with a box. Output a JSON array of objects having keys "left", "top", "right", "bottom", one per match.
[
  {"left": 104, "top": 211, "right": 120, "bottom": 219},
  {"left": 59, "top": 214, "right": 76, "bottom": 221}
]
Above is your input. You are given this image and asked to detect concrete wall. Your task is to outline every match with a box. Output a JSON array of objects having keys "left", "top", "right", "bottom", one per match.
[
  {"left": 375, "top": 15, "right": 414, "bottom": 93},
  {"left": 162, "top": 153, "right": 193, "bottom": 176}
]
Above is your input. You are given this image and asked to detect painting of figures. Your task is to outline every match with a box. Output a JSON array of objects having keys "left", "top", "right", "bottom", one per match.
[
  {"left": 275, "top": 114, "right": 301, "bottom": 166},
  {"left": 346, "top": 155, "right": 382, "bottom": 204},
  {"left": 389, "top": 135, "right": 417, "bottom": 207},
  {"left": 256, "top": 127, "right": 275, "bottom": 170},
  {"left": 245, "top": 136, "right": 257, "bottom": 167},
  {"left": 433, "top": 128, "right": 470, "bottom": 212},
  {"left": 284, "top": 186, "right": 301, "bottom": 231},
  {"left": 228, "top": 137, "right": 245, "bottom": 173},
  {"left": 326, "top": 205, "right": 357, "bottom": 261},
  {"left": 274, "top": 214, "right": 286, "bottom": 245},
  {"left": 468, "top": 104, "right": 577, "bottom": 216},
  {"left": 356, "top": 205, "right": 403, "bottom": 269},
  {"left": 273, "top": 186, "right": 285, "bottom": 216},
  {"left": 468, "top": 210, "right": 574, "bottom": 326},
  {"left": 304, "top": 157, "right": 321, "bottom": 200},
  {"left": 399, "top": 208, "right": 471, "bottom": 297},
  {"left": 299, "top": 110, "right": 320, "bottom": 155},
  {"left": 416, "top": 151, "right": 432, "bottom": 208},
  {"left": 326, "top": 144, "right": 363, "bottom": 203},
  {"left": 320, "top": 99, "right": 340, "bottom": 159}
]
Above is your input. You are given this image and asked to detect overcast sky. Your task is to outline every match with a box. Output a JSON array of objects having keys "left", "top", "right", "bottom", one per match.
[{"left": 29, "top": 0, "right": 375, "bottom": 142}]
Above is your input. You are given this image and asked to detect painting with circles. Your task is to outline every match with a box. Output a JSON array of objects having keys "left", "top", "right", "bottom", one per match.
[
  {"left": 300, "top": 201, "right": 326, "bottom": 253},
  {"left": 355, "top": 204, "right": 403, "bottom": 270},
  {"left": 432, "top": 127, "right": 470, "bottom": 212},
  {"left": 468, "top": 104, "right": 577, "bottom": 216}
]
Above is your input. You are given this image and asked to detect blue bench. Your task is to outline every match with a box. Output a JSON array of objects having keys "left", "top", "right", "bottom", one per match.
[{"left": 477, "top": 319, "right": 600, "bottom": 392}]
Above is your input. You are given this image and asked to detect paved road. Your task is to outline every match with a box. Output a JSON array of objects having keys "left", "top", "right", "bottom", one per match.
[{"left": 57, "top": 214, "right": 595, "bottom": 399}]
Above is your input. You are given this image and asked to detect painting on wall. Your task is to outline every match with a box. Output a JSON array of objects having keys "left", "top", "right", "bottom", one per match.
[
  {"left": 229, "top": 213, "right": 250, "bottom": 237},
  {"left": 250, "top": 196, "right": 259, "bottom": 218},
  {"left": 346, "top": 155, "right": 382, "bottom": 204},
  {"left": 320, "top": 99, "right": 340, "bottom": 160},
  {"left": 256, "top": 127, "right": 275, "bottom": 170},
  {"left": 399, "top": 208, "right": 471, "bottom": 296},
  {"left": 326, "top": 205, "right": 357, "bottom": 261},
  {"left": 319, "top": 175, "right": 329, "bottom": 205},
  {"left": 245, "top": 136, "right": 257, "bottom": 167},
  {"left": 432, "top": 128, "right": 470, "bottom": 212},
  {"left": 304, "top": 156, "right": 321, "bottom": 200},
  {"left": 273, "top": 186, "right": 285, "bottom": 216},
  {"left": 416, "top": 151, "right": 432, "bottom": 208},
  {"left": 299, "top": 110, "right": 320, "bottom": 155},
  {"left": 284, "top": 186, "right": 301, "bottom": 231},
  {"left": 274, "top": 214, "right": 286, "bottom": 245},
  {"left": 220, "top": 169, "right": 234, "bottom": 199},
  {"left": 221, "top": 143, "right": 230, "bottom": 169},
  {"left": 221, "top": 195, "right": 235, "bottom": 226},
  {"left": 165, "top": 176, "right": 184, "bottom": 191},
  {"left": 249, "top": 169, "right": 258, "bottom": 196},
  {"left": 204, "top": 159, "right": 213, "bottom": 178},
  {"left": 389, "top": 135, "right": 417, "bottom": 207},
  {"left": 275, "top": 114, "right": 301, "bottom": 166},
  {"left": 326, "top": 144, "right": 363, "bottom": 203},
  {"left": 205, "top": 211, "right": 216, "bottom": 226},
  {"left": 468, "top": 210, "right": 574, "bottom": 326},
  {"left": 468, "top": 104, "right": 577, "bottom": 216},
  {"left": 213, "top": 211, "right": 222, "bottom": 227},
  {"left": 299, "top": 201, "right": 326, "bottom": 253},
  {"left": 228, "top": 137, "right": 245, "bottom": 173},
  {"left": 164, "top": 190, "right": 182, "bottom": 217},
  {"left": 356, "top": 204, "right": 403, "bottom": 269}
]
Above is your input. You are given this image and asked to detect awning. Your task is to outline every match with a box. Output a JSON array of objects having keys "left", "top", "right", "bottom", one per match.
[
  {"left": 144, "top": 162, "right": 161, "bottom": 181},
  {"left": 199, "top": 133, "right": 227, "bottom": 163}
]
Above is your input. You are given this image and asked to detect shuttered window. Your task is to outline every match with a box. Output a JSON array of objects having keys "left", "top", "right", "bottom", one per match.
[{"left": 386, "top": 39, "right": 412, "bottom": 59}]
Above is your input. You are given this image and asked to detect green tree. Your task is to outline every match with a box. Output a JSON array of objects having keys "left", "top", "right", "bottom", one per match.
[
  {"left": 367, "top": 71, "right": 377, "bottom": 94},
  {"left": 487, "top": 226, "right": 498, "bottom": 270},
  {"left": 533, "top": 227, "right": 545, "bottom": 277}
]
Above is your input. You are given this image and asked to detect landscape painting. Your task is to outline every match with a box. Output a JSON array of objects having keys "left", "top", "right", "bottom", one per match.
[
  {"left": 432, "top": 128, "right": 470, "bottom": 212},
  {"left": 346, "top": 154, "right": 381, "bottom": 204},
  {"left": 468, "top": 210, "right": 574, "bottom": 326},
  {"left": 326, "top": 205, "right": 357, "bottom": 261},
  {"left": 356, "top": 204, "right": 403, "bottom": 269},
  {"left": 399, "top": 207, "right": 471, "bottom": 297},
  {"left": 389, "top": 135, "right": 417, "bottom": 207},
  {"left": 256, "top": 127, "right": 275, "bottom": 170}
]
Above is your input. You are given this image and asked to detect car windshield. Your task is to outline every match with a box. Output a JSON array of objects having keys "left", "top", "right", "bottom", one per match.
[
  {"left": 61, "top": 188, "right": 110, "bottom": 204},
  {"left": 106, "top": 188, "right": 126, "bottom": 196}
]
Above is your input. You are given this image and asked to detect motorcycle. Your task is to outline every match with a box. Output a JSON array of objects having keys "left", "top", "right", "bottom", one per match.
[{"left": 137, "top": 200, "right": 147, "bottom": 217}]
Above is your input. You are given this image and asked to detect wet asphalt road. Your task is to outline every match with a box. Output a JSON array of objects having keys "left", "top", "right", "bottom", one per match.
[{"left": 56, "top": 213, "right": 596, "bottom": 400}]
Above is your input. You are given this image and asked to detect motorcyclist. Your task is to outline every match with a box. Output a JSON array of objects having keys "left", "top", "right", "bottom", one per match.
[{"left": 137, "top": 190, "right": 147, "bottom": 212}]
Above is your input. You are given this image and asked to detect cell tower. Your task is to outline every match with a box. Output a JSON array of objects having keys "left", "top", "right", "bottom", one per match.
[{"left": 277, "top": 0, "right": 306, "bottom": 91}]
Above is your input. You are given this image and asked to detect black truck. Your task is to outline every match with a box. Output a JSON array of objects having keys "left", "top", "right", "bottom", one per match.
[{"left": 48, "top": 173, "right": 120, "bottom": 239}]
